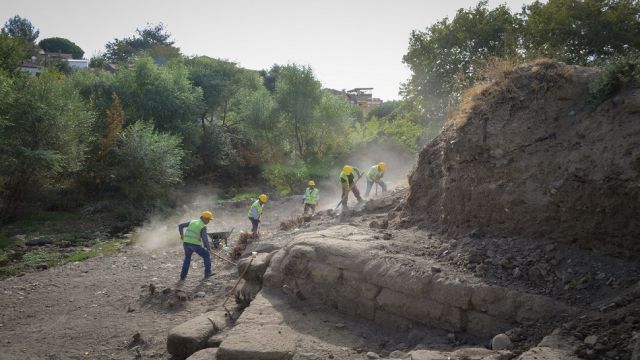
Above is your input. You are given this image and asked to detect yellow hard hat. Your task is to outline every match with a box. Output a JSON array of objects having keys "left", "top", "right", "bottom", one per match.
[
  {"left": 201, "top": 211, "right": 214, "bottom": 220},
  {"left": 343, "top": 165, "right": 353, "bottom": 175},
  {"left": 258, "top": 194, "right": 268, "bottom": 203},
  {"left": 378, "top": 162, "right": 386, "bottom": 171},
  {"left": 308, "top": 180, "right": 315, "bottom": 186}
]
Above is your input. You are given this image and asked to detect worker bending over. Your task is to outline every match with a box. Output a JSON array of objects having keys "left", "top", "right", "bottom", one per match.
[
  {"left": 248, "top": 194, "right": 268, "bottom": 235},
  {"left": 303, "top": 180, "right": 319, "bottom": 216},
  {"left": 178, "top": 211, "right": 214, "bottom": 280},
  {"left": 339, "top": 165, "right": 363, "bottom": 210},
  {"left": 365, "top": 162, "right": 387, "bottom": 198}
]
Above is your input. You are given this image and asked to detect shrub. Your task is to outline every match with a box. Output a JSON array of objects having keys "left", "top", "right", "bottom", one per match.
[
  {"left": 110, "top": 121, "right": 185, "bottom": 205},
  {"left": 590, "top": 53, "right": 640, "bottom": 103}
]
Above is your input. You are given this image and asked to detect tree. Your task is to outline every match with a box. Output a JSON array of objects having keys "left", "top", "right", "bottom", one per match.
[
  {"left": 110, "top": 121, "right": 185, "bottom": 206},
  {"left": 259, "top": 64, "right": 283, "bottom": 93},
  {"left": 1, "top": 15, "right": 39, "bottom": 42},
  {"left": 521, "top": 0, "right": 640, "bottom": 65},
  {"left": 38, "top": 37, "right": 85, "bottom": 59},
  {"left": 403, "top": 1, "right": 521, "bottom": 128},
  {"left": 187, "top": 56, "right": 244, "bottom": 128},
  {"left": 367, "top": 100, "right": 401, "bottom": 121},
  {"left": 274, "top": 64, "right": 323, "bottom": 158},
  {"left": 104, "top": 23, "right": 179, "bottom": 63},
  {"left": 99, "top": 93, "right": 125, "bottom": 158},
  {"left": 114, "top": 56, "right": 204, "bottom": 136},
  {"left": 89, "top": 55, "right": 107, "bottom": 69},
  {"left": 0, "top": 34, "right": 26, "bottom": 74},
  {"left": 239, "top": 87, "right": 280, "bottom": 160},
  {"left": 0, "top": 71, "right": 95, "bottom": 220}
]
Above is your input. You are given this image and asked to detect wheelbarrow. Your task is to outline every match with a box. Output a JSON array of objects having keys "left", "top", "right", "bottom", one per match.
[{"left": 207, "top": 227, "right": 234, "bottom": 249}]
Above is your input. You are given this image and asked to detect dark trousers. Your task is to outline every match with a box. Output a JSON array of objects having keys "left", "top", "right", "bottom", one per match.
[
  {"left": 341, "top": 185, "right": 362, "bottom": 209},
  {"left": 180, "top": 243, "right": 211, "bottom": 280},
  {"left": 249, "top": 217, "right": 260, "bottom": 234},
  {"left": 303, "top": 203, "right": 316, "bottom": 216},
  {"left": 365, "top": 180, "right": 387, "bottom": 197}
]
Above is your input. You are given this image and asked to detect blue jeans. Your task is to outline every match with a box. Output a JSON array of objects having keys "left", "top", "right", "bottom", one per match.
[
  {"left": 180, "top": 243, "right": 212, "bottom": 279},
  {"left": 365, "top": 179, "right": 387, "bottom": 197}
]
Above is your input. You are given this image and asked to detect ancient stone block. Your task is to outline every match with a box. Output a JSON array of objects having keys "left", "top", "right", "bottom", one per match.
[
  {"left": 167, "top": 311, "right": 229, "bottom": 358},
  {"left": 466, "top": 311, "right": 512, "bottom": 337}
]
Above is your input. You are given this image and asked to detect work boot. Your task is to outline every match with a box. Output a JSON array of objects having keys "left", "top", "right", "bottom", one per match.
[{"left": 204, "top": 272, "right": 213, "bottom": 279}]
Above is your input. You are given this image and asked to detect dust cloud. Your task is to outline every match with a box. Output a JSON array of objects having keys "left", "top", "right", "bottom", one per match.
[
  {"left": 135, "top": 188, "right": 247, "bottom": 250},
  {"left": 134, "top": 144, "right": 418, "bottom": 248},
  {"left": 314, "top": 142, "right": 416, "bottom": 211}
]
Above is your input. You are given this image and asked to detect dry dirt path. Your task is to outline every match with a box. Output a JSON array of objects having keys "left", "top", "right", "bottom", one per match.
[
  {"left": 0, "top": 196, "right": 307, "bottom": 360},
  {"left": 0, "top": 242, "right": 240, "bottom": 360}
]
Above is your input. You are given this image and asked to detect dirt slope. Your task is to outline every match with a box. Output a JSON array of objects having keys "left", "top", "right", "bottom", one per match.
[{"left": 399, "top": 60, "right": 640, "bottom": 256}]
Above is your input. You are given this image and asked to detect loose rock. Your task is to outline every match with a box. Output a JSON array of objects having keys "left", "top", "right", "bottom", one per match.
[{"left": 491, "top": 333, "right": 514, "bottom": 350}]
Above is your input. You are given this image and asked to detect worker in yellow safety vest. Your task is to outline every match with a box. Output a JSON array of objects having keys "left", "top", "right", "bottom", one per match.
[
  {"left": 248, "top": 194, "right": 268, "bottom": 235},
  {"left": 339, "top": 165, "right": 363, "bottom": 209},
  {"left": 364, "top": 162, "right": 387, "bottom": 198},
  {"left": 178, "top": 211, "right": 214, "bottom": 280},
  {"left": 303, "top": 180, "right": 319, "bottom": 216}
]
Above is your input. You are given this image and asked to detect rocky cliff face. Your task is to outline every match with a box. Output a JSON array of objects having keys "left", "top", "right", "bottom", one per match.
[{"left": 400, "top": 61, "right": 640, "bottom": 256}]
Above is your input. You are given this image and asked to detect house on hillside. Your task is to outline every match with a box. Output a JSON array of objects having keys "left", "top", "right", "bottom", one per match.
[
  {"left": 346, "top": 88, "right": 383, "bottom": 116},
  {"left": 19, "top": 60, "right": 42, "bottom": 76},
  {"left": 325, "top": 87, "right": 383, "bottom": 116},
  {"left": 67, "top": 59, "right": 89, "bottom": 69}
]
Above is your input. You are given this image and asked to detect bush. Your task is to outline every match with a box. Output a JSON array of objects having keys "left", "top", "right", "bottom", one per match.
[
  {"left": 0, "top": 71, "right": 95, "bottom": 221},
  {"left": 590, "top": 53, "right": 640, "bottom": 103},
  {"left": 110, "top": 121, "right": 185, "bottom": 205},
  {"left": 263, "top": 163, "right": 310, "bottom": 196}
]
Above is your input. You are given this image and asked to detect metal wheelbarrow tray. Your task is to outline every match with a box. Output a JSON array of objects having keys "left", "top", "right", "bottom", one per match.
[{"left": 207, "top": 227, "right": 234, "bottom": 249}]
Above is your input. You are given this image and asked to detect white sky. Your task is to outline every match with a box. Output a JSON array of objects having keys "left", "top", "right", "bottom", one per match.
[{"left": 1, "top": 0, "right": 534, "bottom": 100}]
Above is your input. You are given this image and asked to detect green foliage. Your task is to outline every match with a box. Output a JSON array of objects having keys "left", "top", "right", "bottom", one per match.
[
  {"left": 589, "top": 53, "right": 640, "bottom": 103},
  {"left": 104, "top": 23, "right": 178, "bottom": 63},
  {"left": 21, "top": 249, "right": 64, "bottom": 267},
  {"left": 116, "top": 57, "right": 204, "bottom": 135},
  {"left": 0, "top": 71, "right": 95, "bottom": 220},
  {"left": 275, "top": 64, "right": 323, "bottom": 158},
  {"left": 187, "top": 56, "right": 244, "bottom": 121},
  {"left": 259, "top": 64, "right": 283, "bottom": 93},
  {"left": 263, "top": 163, "right": 311, "bottom": 196},
  {"left": 89, "top": 55, "right": 107, "bottom": 69},
  {"left": 66, "top": 239, "right": 122, "bottom": 262},
  {"left": 402, "top": 0, "right": 640, "bottom": 138},
  {"left": 239, "top": 87, "right": 281, "bottom": 159},
  {"left": 367, "top": 100, "right": 402, "bottom": 121},
  {"left": 1, "top": 15, "right": 39, "bottom": 43},
  {"left": 350, "top": 116, "right": 422, "bottom": 153},
  {"left": 109, "top": 121, "right": 185, "bottom": 205},
  {"left": 403, "top": 1, "right": 521, "bottom": 128},
  {"left": 522, "top": 0, "right": 640, "bottom": 65},
  {"left": 38, "top": 37, "right": 84, "bottom": 59},
  {"left": 0, "top": 238, "right": 123, "bottom": 277},
  {"left": 0, "top": 34, "right": 26, "bottom": 74}
]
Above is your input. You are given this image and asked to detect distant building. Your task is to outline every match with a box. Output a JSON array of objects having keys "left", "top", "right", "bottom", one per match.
[
  {"left": 345, "top": 88, "right": 383, "bottom": 116},
  {"left": 44, "top": 51, "right": 73, "bottom": 61},
  {"left": 19, "top": 60, "right": 42, "bottom": 76},
  {"left": 67, "top": 59, "right": 89, "bottom": 69}
]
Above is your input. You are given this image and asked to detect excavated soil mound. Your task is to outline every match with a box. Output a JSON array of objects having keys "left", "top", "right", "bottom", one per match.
[{"left": 400, "top": 60, "right": 640, "bottom": 256}]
